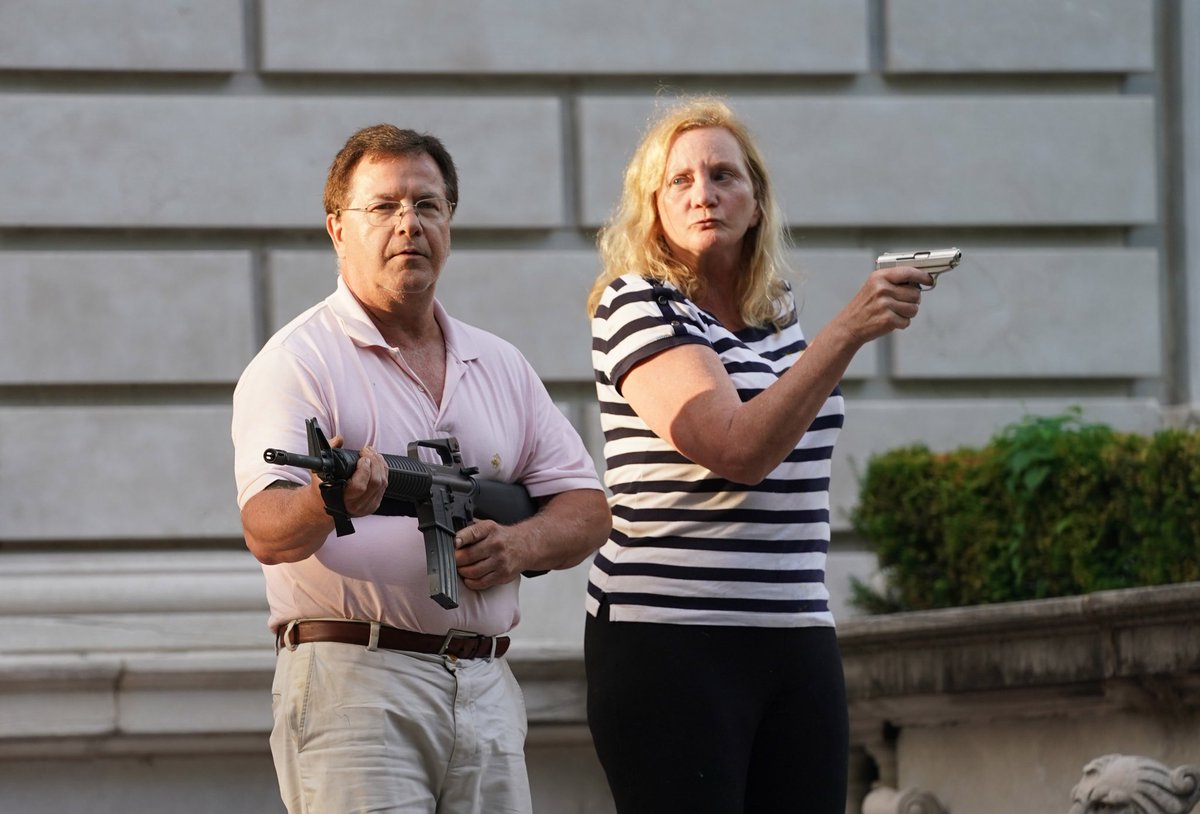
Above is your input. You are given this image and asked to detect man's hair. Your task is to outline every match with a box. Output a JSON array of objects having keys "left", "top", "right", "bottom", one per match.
[
  {"left": 586, "top": 96, "right": 792, "bottom": 328},
  {"left": 322, "top": 124, "right": 459, "bottom": 215}
]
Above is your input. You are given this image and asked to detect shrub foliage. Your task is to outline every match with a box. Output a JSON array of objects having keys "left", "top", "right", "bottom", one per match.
[{"left": 850, "top": 411, "right": 1200, "bottom": 613}]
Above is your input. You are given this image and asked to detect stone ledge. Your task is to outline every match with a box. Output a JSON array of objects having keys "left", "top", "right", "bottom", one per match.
[
  {"left": 840, "top": 582, "right": 1200, "bottom": 644},
  {"left": 0, "top": 647, "right": 591, "bottom": 748},
  {"left": 0, "top": 733, "right": 276, "bottom": 761},
  {"left": 840, "top": 582, "right": 1200, "bottom": 730}
]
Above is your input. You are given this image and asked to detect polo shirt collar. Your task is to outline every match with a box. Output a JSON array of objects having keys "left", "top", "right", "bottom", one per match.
[{"left": 328, "top": 276, "right": 480, "bottom": 363}]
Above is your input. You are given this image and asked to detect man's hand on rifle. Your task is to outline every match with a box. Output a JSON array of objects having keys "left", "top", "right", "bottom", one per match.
[
  {"left": 453, "top": 520, "right": 532, "bottom": 591},
  {"left": 325, "top": 435, "right": 388, "bottom": 517},
  {"left": 453, "top": 489, "right": 612, "bottom": 593},
  {"left": 243, "top": 436, "right": 390, "bottom": 566}
]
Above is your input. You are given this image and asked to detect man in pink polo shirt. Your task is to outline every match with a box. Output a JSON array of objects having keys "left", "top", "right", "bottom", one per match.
[{"left": 231, "top": 124, "right": 610, "bottom": 814}]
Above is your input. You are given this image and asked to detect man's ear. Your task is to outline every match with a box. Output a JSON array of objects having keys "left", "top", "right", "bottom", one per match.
[{"left": 326, "top": 211, "right": 345, "bottom": 259}]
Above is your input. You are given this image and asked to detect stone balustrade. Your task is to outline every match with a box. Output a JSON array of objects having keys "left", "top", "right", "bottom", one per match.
[{"left": 839, "top": 582, "right": 1200, "bottom": 814}]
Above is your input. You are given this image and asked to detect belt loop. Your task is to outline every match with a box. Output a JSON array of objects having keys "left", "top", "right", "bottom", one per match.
[
  {"left": 485, "top": 635, "right": 497, "bottom": 663},
  {"left": 282, "top": 620, "right": 299, "bottom": 652},
  {"left": 366, "top": 621, "right": 380, "bottom": 652}
]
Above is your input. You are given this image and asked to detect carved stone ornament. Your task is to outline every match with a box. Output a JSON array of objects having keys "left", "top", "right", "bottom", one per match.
[
  {"left": 1069, "top": 754, "right": 1200, "bottom": 814},
  {"left": 862, "top": 785, "right": 948, "bottom": 814}
]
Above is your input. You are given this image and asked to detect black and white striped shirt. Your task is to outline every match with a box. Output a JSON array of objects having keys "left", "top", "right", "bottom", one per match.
[{"left": 587, "top": 274, "right": 844, "bottom": 628}]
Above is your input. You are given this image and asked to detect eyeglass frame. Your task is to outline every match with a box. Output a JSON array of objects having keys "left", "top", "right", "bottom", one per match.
[{"left": 335, "top": 196, "right": 458, "bottom": 226}]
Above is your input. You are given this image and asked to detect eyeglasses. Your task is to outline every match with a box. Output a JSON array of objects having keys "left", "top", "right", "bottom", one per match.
[{"left": 337, "top": 197, "right": 456, "bottom": 227}]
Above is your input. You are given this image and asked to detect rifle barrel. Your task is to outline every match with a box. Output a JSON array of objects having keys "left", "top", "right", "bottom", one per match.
[{"left": 264, "top": 448, "right": 328, "bottom": 471}]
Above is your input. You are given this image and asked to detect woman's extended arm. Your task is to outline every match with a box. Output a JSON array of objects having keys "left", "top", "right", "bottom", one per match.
[{"left": 620, "top": 265, "right": 930, "bottom": 483}]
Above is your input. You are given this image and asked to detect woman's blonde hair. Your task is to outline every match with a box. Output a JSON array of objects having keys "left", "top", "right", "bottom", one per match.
[{"left": 586, "top": 96, "right": 792, "bottom": 328}]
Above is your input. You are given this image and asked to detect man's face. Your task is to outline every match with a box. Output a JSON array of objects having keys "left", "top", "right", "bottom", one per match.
[{"left": 326, "top": 152, "right": 452, "bottom": 314}]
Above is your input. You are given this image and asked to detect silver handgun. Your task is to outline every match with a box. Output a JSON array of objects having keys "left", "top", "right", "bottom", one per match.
[{"left": 876, "top": 248, "right": 962, "bottom": 290}]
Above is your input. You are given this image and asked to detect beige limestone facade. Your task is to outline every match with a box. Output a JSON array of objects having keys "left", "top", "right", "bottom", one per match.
[{"left": 2, "top": 1, "right": 1198, "bottom": 811}]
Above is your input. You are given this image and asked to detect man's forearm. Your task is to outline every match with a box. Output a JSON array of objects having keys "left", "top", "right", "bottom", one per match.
[
  {"left": 521, "top": 489, "right": 612, "bottom": 571},
  {"left": 241, "top": 480, "right": 335, "bottom": 565}
]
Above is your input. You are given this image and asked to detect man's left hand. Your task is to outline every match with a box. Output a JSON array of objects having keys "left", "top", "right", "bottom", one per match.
[{"left": 454, "top": 520, "right": 530, "bottom": 590}]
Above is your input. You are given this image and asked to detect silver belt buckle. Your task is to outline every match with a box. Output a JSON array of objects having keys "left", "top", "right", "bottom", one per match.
[{"left": 439, "top": 628, "right": 490, "bottom": 660}]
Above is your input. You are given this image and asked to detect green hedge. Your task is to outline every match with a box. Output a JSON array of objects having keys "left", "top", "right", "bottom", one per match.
[{"left": 849, "top": 411, "right": 1200, "bottom": 614}]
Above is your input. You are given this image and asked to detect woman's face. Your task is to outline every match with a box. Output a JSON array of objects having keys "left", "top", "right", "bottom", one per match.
[{"left": 656, "top": 126, "right": 760, "bottom": 272}]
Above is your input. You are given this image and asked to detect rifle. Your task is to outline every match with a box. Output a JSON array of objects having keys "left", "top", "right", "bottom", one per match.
[{"left": 263, "top": 418, "right": 538, "bottom": 610}]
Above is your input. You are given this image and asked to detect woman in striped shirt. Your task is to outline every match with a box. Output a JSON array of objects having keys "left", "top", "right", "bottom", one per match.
[{"left": 584, "top": 97, "right": 933, "bottom": 814}]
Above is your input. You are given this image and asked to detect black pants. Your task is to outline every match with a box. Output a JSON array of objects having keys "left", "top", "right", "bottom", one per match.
[{"left": 585, "top": 608, "right": 849, "bottom": 814}]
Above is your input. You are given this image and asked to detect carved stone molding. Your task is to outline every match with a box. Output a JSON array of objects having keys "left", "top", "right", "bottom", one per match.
[
  {"left": 862, "top": 785, "right": 948, "bottom": 814},
  {"left": 839, "top": 581, "right": 1200, "bottom": 731},
  {"left": 1070, "top": 755, "right": 1200, "bottom": 814}
]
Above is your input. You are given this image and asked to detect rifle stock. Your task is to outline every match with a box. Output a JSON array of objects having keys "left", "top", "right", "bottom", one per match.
[{"left": 263, "top": 418, "right": 538, "bottom": 609}]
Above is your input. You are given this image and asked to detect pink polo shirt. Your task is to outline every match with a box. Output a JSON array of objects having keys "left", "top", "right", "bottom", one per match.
[{"left": 232, "top": 277, "right": 602, "bottom": 636}]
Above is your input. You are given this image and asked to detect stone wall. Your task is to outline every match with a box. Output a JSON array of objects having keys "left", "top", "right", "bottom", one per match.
[
  {"left": 841, "top": 582, "right": 1200, "bottom": 813},
  {"left": 0, "top": 1, "right": 1195, "bottom": 812}
]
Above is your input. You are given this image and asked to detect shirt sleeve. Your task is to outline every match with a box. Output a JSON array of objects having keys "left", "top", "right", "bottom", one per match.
[
  {"left": 591, "top": 275, "right": 710, "bottom": 394},
  {"left": 510, "top": 352, "right": 604, "bottom": 500},
  {"left": 230, "top": 346, "right": 329, "bottom": 509}
]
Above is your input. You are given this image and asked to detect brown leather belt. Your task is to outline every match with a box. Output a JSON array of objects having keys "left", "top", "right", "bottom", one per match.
[{"left": 277, "top": 620, "right": 510, "bottom": 660}]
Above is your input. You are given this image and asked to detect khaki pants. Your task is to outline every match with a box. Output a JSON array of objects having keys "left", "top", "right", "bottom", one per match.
[{"left": 270, "top": 640, "right": 532, "bottom": 814}]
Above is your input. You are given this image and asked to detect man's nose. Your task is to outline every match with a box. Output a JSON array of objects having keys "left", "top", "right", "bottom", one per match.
[{"left": 392, "top": 206, "right": 422, "bottom": 231}]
